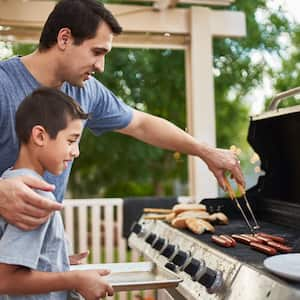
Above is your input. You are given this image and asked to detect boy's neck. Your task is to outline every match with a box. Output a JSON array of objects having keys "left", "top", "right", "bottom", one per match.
[{"left": 14, "top": 145, "right": 45, "bottom": 176}]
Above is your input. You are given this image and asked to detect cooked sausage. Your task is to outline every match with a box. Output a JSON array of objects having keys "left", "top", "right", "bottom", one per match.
[
  {"left": 255, "top": 235, "right": 271, "bottom": 243},
  {"left": 220, "top": 235, "right": 237, "bottom": 247},
  {"left": 231, "top": 234, "right": 251, "bottom": 245},
  {"left": 267, "top": 240, "right": 292, "bottom": 253},
  {"left": 241, "top": 234, "right": 263, "bottom": 244},
  {"left": 256, "top": 232, "right": 286, "bottom": 244},
  {"left": 211, "top": 235, "right": 232, "bottom": 247},
  {"left": 250, "top": 242, "right": 277, "bottom": 255}
]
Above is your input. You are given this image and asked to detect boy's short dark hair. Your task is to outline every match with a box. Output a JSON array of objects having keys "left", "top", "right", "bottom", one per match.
[
  {"left": 39, "top": 0, "right": 122, "bottom": 51},
  {"left": 16, "top": 87, "right": 89, "bottom": 144}
]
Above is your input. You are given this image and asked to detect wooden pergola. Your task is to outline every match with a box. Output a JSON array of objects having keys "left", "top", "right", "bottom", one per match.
[{"left": 0, "top": 0, "right": 246, "bottom": 199}]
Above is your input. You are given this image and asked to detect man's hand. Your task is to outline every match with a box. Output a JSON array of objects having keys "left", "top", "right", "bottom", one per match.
[
  {"left": 202, "top": 146, "right": 245, "bottom": 189},
  {"left": 69, "top": 251, "right": 90, "bottom": 265},
  {"left": 0, "top": 176, "right": 62, "bottom": 230},
  {"left": 75, "top": 269, "right": 114, "bottom": 299}
]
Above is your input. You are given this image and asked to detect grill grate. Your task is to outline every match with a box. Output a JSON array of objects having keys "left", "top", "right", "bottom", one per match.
[{"left": 178, "top": 219, "right": 300, "bottom": 288}]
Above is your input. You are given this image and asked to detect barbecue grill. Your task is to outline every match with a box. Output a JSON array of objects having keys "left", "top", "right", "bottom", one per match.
[{"left": 128, "top": 88, "right": 300, "bottom": 299}]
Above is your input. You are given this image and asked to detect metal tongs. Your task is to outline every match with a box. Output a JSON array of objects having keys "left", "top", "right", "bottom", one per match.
[{"left": 224, "top": 178, "right": 260, "bottom": 234}]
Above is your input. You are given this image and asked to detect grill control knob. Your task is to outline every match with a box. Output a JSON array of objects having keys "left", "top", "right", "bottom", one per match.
[
  {"left": 164, "top": 262, "right": 177, "bottom": 272},
  {"left": 152, "top": 237, "right": 166, "bottom": 251},
  {"left": 171, "top": 250, "right": 189, "bottom": 267},
  {"left": 161, "top": 244, "right": 177, "bottom": 259},
  {"left": 198, "top": 268, "right": 223, "bottom": 294},
  {"left": 145, "top": 233, "right": 157, "bottom": 245},
  {"left": 130, "top": 222, "right": 143, "bottom": 235},
  {"left": 183, "top": 258, "right": 206, "bottom": 281}
]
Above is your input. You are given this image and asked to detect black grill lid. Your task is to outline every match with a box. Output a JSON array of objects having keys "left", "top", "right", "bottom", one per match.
[
  {"left": 248, "top": 107, "right": 300, "bottom": 205},
  {"left": 246, "top": 106, "right": 300, "bottom": 229}
]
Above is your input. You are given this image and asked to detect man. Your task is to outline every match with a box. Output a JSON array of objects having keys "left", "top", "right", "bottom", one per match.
[{"left": 0, "top": 0, "right": 244, "bottom": 229}]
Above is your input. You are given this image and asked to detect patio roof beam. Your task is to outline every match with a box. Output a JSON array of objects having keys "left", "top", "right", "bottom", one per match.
[{"left": 0, "top": 1, "right": 245, "bottom": 38}]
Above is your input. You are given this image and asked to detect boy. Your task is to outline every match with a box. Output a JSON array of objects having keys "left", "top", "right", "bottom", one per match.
[{"left": 0, "top": 87, "right": 113, "bottom": 299}]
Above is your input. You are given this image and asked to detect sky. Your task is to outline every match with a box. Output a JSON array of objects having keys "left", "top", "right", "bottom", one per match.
[{"left": 281, "top": 0, "right": 300, "bottom": 22}]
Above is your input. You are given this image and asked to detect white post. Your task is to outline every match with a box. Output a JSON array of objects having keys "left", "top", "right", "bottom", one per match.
[{"left": 186, "top": 6, "right": 217, "bottom": 199}]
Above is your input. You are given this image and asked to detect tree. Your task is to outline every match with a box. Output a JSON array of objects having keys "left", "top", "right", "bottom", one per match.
[
  {"left": 70, "top": 49, "right": 188, "bottom": 197},
  {"left": 267, "top": 24, "right": 300, "bottom": 108}
]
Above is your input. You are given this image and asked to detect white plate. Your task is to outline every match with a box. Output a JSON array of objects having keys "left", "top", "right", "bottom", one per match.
[{"left": 264, "top": 253, "right": 300, "bottom": 281}]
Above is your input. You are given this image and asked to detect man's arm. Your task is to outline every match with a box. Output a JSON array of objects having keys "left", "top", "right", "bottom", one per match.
[
  {"left": 0, "top": 264, "right": 113, "bottom": 299},
  {"left": 0, "top": 176, "right": 62, "bottom": 230},
  {"left": 117, "top": 109, "right": 244, "bottom": 188}
]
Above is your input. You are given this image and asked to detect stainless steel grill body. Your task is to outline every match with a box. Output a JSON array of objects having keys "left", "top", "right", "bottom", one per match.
[{"left": 129, "top": 219, "right": 300, "bottom": 300}]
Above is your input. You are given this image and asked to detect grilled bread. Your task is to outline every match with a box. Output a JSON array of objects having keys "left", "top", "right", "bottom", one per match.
[{"left": 185, "top": 218, "right": 206, "bottom": 234}]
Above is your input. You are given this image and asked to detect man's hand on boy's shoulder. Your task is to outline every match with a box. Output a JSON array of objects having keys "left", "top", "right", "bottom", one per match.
[{"left": 0, "top": 176, "right": 62, "bottom": 230}]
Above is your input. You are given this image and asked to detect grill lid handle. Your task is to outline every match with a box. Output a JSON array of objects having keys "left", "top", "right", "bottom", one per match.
[{"left": 268, "top": 87, "right": 300, "bottom": 111}]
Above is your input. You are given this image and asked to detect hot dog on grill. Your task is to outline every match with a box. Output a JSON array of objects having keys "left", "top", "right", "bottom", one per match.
[
  {"left": 231, "top": 234, "right": 251, "bottom": 245},
  {"left": 241, "top": 234, "right": 263, "bottom": 244},
  {"left": 250, "top": 242, "right": 277, "bottom": 255},
  {"left": 211, "top": 235, "right": 232, "bottom": 247},
  {"left": 267, "top": 240, "right": 292, "bottom": 253},
  {"left": 255, "top": 235, "right": 271, "bottom": 243},
  {"left": 220, "top": 235, "right": 237, "bottom": 247},
  {"left": 256, "top": 232, "right": 286, "bottom": 244}
]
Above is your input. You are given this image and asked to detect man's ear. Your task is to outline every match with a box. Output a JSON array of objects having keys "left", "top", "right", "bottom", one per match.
[
  {"left": 31, "top": 125, "right": 47, "bottom": 146},
  {"left": 57, "top": 27, "right": 72, "bottom": 49}
]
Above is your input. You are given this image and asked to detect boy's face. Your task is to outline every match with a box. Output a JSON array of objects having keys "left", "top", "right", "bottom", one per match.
[
  {"left": 61, "top": 21, "right": 113, "bottom": 87},
  {"left": 41, "top": 118, "right": 83, "bottom": 175}
]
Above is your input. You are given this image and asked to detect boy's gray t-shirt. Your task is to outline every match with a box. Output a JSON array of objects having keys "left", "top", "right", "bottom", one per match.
[
  {"left": 0, "top": 168, "right": 70, "bottom": 300},
  {"left": 0, "top": 57, "right": 133, "bottom": 201}
]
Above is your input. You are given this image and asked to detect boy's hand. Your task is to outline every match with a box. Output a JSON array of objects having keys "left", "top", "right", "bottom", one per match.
[
  {"left": 76, "top": 269, "right": 114, "bottom": 299},
  {"left": 0, "top": 176, "right": 62, "bottom": 230},
  {"left": 69, "top": 251, "right": 90, "bottom": 265}
]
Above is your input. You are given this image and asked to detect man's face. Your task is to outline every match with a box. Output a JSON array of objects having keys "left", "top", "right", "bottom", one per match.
[{"left": 62, "top": 21, "right": 113, "bottom": 87}]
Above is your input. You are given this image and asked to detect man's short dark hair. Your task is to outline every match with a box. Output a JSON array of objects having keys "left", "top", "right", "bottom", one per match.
[
  {"left": 16, "top": 87, "right": 89, "bottom": 144},
  {"left": 39, "top": 0, "right": 122, "bottom": 51}
]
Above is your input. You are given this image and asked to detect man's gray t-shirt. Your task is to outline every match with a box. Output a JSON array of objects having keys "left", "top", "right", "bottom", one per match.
[
  {"left": 0, "top": 168, "right": 70, "bottom": 300},
  {"left": 0, "top": 57, "right": 133, "bottom": 201}
]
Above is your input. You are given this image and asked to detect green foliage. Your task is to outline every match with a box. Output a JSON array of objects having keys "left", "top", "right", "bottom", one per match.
[
  {"left": 70, "top": 49, "right": 188, "bottom": 197},
  {"left": 213, "top": 0, "right": 292, "bottom": 168},
  {"left": 266, "top": 25, "right": 300, "bottom": 109}
]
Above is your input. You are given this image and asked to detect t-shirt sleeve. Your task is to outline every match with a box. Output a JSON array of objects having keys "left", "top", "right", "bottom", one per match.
[
  {"left": 0, "top": 217, "right": 52, "bottom": 269},
  {"left": 84, "top": 78, "right": 133, "bottom": 135},
  {"left": 0, "top": 170, "right": 55, "bottom": 270}
]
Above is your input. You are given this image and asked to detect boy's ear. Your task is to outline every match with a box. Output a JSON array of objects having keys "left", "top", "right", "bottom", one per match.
[{"left": 31, "top": 125, "right": 47, "bottom": 146}]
